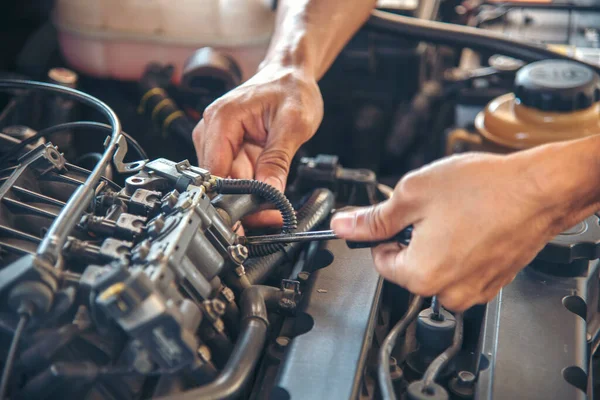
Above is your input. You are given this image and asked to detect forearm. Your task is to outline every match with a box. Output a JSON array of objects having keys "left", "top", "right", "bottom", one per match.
[
  {"left": 261, "top": 0, "right": 377, "bottom": 80},
  {"left": 524, "top": 135, "right": 600, "bottom": 226}
]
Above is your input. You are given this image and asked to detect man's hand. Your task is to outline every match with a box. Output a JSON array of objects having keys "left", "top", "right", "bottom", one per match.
[
  {"left": 330, "top": 148, "right": 599, "bottom": 311},
  {"left": 193, "top": 0, "right": 377, "bottom": 196},
  {"left": 193, "top": 63, "right": 323, "bottom": 193}
]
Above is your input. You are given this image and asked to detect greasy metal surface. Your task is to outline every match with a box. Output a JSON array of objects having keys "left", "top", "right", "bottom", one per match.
[
  {"left": 272, "top": 239, "right": 382, "bottom": 399},
  {"left": 476, "top": 261, "right": 598, "bottom": 400}
]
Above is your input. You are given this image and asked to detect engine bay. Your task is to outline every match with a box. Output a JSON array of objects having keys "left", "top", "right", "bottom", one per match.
[{"left": 2, "top": 1, "right": 600, "bottom": 400}]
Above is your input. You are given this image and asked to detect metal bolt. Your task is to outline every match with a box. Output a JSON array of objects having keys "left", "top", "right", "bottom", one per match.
[
  {"left": 431, "top": 296, "right": 443, "bottom": 321},
  {"left": 235, "top": 265, "right": 246, "bottom": 277},
  {"left": 457, "top": 371, "right": 476, "bottom": 387},
  {"left": 229, "top": 244, "right": 248, "bottom": 265},
  {"left": 220, "top": 286, "right": 235, "bottom": 303},
  {"left": 198, "top": 345, "right": 212, "bottom": 363},
  {"left": 48, "top": 67, "right": 78, "bottom": 87},
  {"left": 275, "top": 336, "right": 290, "bottom": 350},
  {"left": 212, "top": 299, "right": 226, "bottom": 316},
  {"left": 389, "top": 357, "right": 404, "bottom": 381},
  {"left": 297, "top": 271, "right": 310, "bottom": 283}
]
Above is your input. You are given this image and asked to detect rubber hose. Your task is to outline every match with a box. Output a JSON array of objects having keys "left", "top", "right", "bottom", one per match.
[
  {"left": 214, "top": 179, "right": 298, "bottom": 257},
  {"left": 212, "top": 194, "right": 264, "bottom": 226},
  {"left": 244, "top": 188, "right": 334, "bottom": 285},
  {"left": 214, "top": 179, "right": 297, "bottom": 232},
  {"left": 368, "top": 10, "right": 600, "bottom": 75},
  {"left": 158, "top": 286, "right": 282, "bottom": 400}
]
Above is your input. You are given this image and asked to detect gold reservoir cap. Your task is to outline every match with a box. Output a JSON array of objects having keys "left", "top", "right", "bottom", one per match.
[{"left": 475, "top": 93, "right": 600, "bottom": 150}]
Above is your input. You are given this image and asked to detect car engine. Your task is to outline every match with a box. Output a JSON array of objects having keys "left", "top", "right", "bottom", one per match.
[{"left": 2, "top": 1, "right": 600, "bottom": 400}]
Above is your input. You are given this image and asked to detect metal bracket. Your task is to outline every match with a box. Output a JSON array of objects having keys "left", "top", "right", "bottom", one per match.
[
  {"left": 281, "top": 279, "right": 301, "bottom": 295},
  {"left": 112, "top": 135, "right": 148, "bottom": 174},
  {"left": 279, "top": 279, "right": 301, "bottom": 313},
  {"left": 174, "top": 160, "right": 210, "bottom": 186}
]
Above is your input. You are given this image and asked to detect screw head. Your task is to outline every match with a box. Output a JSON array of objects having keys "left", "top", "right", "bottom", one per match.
[
  {"left": 229, "top": 244, "right": 248, "bottom": 264},
  {"left": 48, "top": 67, "right": 78, "bottom": 86},
  {"left": 275, "top": 336, "right": 290, "bottom": 349},
  {"left": 212, "top": 299, "right": 226, "bottom": 316}
]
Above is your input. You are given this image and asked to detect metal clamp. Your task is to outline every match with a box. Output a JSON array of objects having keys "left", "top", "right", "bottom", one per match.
[
  {"left": 279, "top": 279, "right": 301, "bottom": 314},
  {"left": 174, "top": 160, "right": 210, "bottom": 186}
]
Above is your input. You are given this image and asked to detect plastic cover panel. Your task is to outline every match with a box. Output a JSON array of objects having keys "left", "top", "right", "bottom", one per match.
[
  {"left": 272, "top": 239, "right": 383, "bottom": 400},
  {"left": 476, "top": 262, "right": 598, "bottom": 400}
]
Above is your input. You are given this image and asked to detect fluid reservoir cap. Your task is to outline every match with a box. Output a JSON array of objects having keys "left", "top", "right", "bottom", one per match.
[
  {"left": 514, "top": 60, "right": 600, "bottom": 112},
  {"left": 535, "top": 215, "right": 600, "bottom": 264}
]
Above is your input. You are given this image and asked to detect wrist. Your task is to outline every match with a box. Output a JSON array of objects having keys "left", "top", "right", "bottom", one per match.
[
  {"left": 258, "top": 55, "right": 316, "bottom": 81},
  {"left": 259, "top": 5, "right": 318, "bottom": 79},
  {"left": 524, "top": 136, "right": 600, "bottom": 227}
]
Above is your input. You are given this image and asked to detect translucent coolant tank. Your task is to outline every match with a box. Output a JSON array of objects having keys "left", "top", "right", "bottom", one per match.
[{"left": 53, "top": 0, "right": 275, "bottom": 82}]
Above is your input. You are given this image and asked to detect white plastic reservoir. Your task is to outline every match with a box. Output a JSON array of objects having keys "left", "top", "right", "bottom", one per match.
[{"left": 53, "top": 0, "right": 275, "bottom": 82}]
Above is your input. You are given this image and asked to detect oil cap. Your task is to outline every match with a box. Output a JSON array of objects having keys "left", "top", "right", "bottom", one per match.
[
  {"left": 514, "top": 60, "right": 600, "bottom": 112},
  {"left": 535, "top": 215, "right": 600, "bottom": 265}
]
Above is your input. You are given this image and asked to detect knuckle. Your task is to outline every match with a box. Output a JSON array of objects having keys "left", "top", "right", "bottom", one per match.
[
  {"left": 202, "top": 102, "right": 219, "bottom": 121},
  {"left": 396, "top": 172, "right": 421, "bottom": 201},
  {"left": 259, "top": 148, "right": 292, "bottom": 175},
  {"left": 214, "top": 100, "right": 236, "bottom": 117},
  {"left": 365, "top": 206, "right": 390, "bottom": 238},
  {"left": 192, "top": 124, "right": 203, "bottom": 144},
  {"left": 285, "top": 106, "right": 305, "bottom": 125}
]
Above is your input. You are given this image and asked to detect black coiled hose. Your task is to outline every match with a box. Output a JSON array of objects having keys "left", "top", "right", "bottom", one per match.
[
  {"left": 244, "top": 188, "right": 335, "bottom": 285},
  {"left": 247, "top": 242, "right": 285, "bottom": 258},
  {"left": 214, "top": 179, "right": 298, "bottom": 257}
]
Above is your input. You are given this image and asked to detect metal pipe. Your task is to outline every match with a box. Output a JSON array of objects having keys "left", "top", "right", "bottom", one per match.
[
  {"left": 0, "top": 80, "right": 122, "bottom": 266},
  {"left": 157, "top": 286, "right": 283, "bottom": 400},
  {"left": 378, "top": 296, "right": 424, "bottom": 400}
]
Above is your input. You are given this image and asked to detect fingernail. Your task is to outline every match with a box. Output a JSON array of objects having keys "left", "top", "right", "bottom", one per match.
[{"left": 331, "top": 212, "right": 356, "bottom": 236}]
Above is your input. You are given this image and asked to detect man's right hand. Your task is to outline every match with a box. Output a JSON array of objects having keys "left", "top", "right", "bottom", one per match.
[{"left": 193, "top": 63, "right": 324, "bottom": 194}]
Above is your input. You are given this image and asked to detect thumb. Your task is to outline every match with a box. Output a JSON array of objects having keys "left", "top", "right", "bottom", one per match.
[
  {"left": 254, "top": 138, "right": 296, "bottom": 193},
  {"left": 330, "top": 200, "right": 415, "bottom": 241}
]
